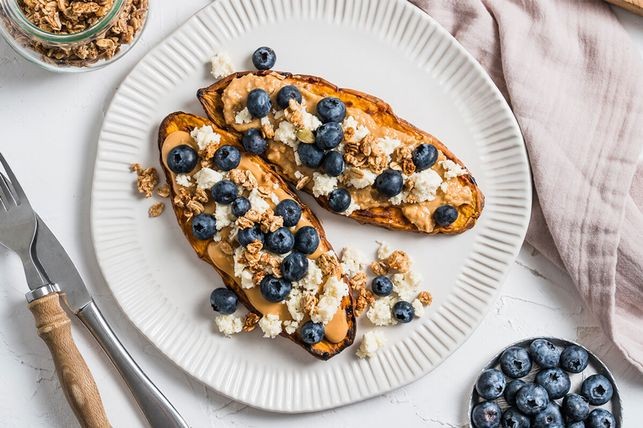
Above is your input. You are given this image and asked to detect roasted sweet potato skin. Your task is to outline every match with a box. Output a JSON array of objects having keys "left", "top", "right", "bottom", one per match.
[
  {"left": 197, "top": 71, "right": 484, "bottom": 235},
  {"left": 158, "top": 112, "right": 355, "bottom": 360}
]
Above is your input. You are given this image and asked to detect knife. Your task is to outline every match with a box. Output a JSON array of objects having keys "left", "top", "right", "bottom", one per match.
[{"left": 35, "top": 216, "right": 189, "bottom": 428}]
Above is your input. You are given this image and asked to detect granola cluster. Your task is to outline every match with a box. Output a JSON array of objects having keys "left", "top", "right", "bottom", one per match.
[
  {"left": 173, "top": 187, "right": 209, "bottom": 220},
  {"left": 369, "top": 249, "right": 411, "bottom": 276},
  {"left": 343, "top": 135, "right": 389, "bottom": 174},
  {"left": 130, "top": 163, "right": 168, "bottom": 218},
  {"left": 13, "top": 0, "right": 148, "bottom": 66}
]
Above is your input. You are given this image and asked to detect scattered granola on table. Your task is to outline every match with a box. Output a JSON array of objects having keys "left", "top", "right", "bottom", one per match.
[
  {"left": 130, "top": 163, "right": 158, "bottom": 198},
  {"left": 147, "top": 202, "right": 165, "bottom": 218},
  {"left": 10, "top": 0, "right": 148, "bottom": 67}
]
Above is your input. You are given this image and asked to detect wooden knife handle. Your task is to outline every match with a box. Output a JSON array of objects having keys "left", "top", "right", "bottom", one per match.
[{"left": 28, "top": 293, "right": 110, "bottom": 428}]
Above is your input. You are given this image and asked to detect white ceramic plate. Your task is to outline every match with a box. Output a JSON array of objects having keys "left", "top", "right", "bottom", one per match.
[{"left": 91, "top": 0, "right": 531, "bottom": 413}]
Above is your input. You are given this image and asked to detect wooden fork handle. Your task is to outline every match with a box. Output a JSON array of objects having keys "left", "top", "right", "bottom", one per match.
[{"left": 28, "top": 293, "right": 110, "bottom": 428}]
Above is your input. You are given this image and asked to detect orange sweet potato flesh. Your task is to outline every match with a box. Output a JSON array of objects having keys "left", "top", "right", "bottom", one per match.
[
  {"left": 197, "top": 71, "right": 484, "bottom": 235},
  {"left": 158, "top": 112, "right": 355, "bottom": 360}
]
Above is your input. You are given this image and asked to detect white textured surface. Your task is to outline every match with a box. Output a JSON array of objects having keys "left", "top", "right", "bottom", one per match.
[
  {"left": 91, "top": 0, "right": 530, "bottom": 412},
  {"left": 0, "top": 1, "right": 642, "bottom": 426}
]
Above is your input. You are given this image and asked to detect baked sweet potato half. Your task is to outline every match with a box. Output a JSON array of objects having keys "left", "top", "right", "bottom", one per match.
[
  {"left": 197, "top": 71, "right": 484, "bottom": 234},
  {"left": 158, "top": 112, "right": 355, "bottom": 360}
]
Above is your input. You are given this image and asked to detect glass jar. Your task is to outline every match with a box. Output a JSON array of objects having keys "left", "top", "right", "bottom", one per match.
[{"left": 0, "top": 0, "right": 148, "bottom": 72}]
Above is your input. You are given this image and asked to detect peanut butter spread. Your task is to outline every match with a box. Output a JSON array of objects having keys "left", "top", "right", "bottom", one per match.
[
  {"left": 161, "top": 129, "right": 349, "bottom": 344},
  {"left": 219, "top": 73, "right": 475, "bottom": 233}
]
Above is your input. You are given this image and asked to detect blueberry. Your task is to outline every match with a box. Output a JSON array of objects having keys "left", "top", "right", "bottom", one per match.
[
  {"left": 476, "top": 368, "right": 506, "bottom": 400},
  {"left": 586, "top": 409, "right": 616, "bottom": 428},
  {"left": 412, "top": 143, "right": 438, "bottom": 171},
  {"left": 374, "top": 168, "right": 404, "bottom": 197},
  {"left": 294, "top": 226, "right": 319, "bottom": 254},
  {"left": 316, "top": 97, "right": 346, "bottom": 123},
  {"left": 259, "top": 275, "right": 292, "bottom": 302},
  {"left": 562, "top": 394, "right": 590, "bottom": 422},
  {"left": 535, "top": 368, "right": 570, "bottom": 400},
  {"left": 242, "top": 128, "right": 267, "bottom": 155},
  {"left": 315, "top": 122, "right": 344, "bottom": 150},
  {"left": 529, "top": 339, "right": 561, "bottom": 369},
  {"left": 504, "top": 379, "right": 526, "bottom": 406},
  {"left": 580, "top": 374, "right": 613, "bottom": 405},
  {"left": 567, "top": 422, "right": 586, "bottom": 428},
  {"left": 297, "top": 143, "right": 324, "bottom": 168},
  {"left": 191, "top": 214, "right": 217, "bottom": 240},
  {"left": 281, "top": 252, "right": 309, "bottom": 281},
  {"left": 231, "top": 197, "right": 251, "bottom": 217},
  {"left": 213, "top": 145, "right": 241, "bottom": 171},
  {"left": 277, "top": 85, "right": 302, "bottom": 108},
  {"left": 392, "top": 301, "right": 414, "bottom": 323},
  {"left": 167, "top": 145, "right": 198, "bottom": 173},
  {"left": 275, "top": 199, "right": 302, "bottom": 227},
  {"left": 252, "top": 46, "right": 276, "bottom": 70},
  {"left": 300, "top": 321, "right": 324, "bottom": 344},
  {"left": 237, "top": 225, "right": 264, "bottom": 247},
  {"left": 500, "top": 408, "right": 530, "bottom": 428},
  {"left": 320, "top": 151, "right": 345, "bottom": 177},
  {"left": 471, "top": 401, "right": 501, "bottom": 428},
  {"left": 328, "top": 188, "right": 352, "bottom": 212},
  {"left": 515, "top": 383, "right": 549, "bottom": 415},
  {"left": 211, "top": 180, "right": 238, "bottom": 204},
  {"left": 532, "top": 403, "right": 563, "bottom": 428},
  {"left": 433, "top": 205, "right": 458, "bottom": 227},
  {"left": 371, "top": 275, "right": 393, "bottom": 297},
  {"left": 247, "top": 88, "right": 272, "bottom": 118},
  {"left": 559, "top": 345, "right": 589, "bottom": 374},
  {"left": 500, "top": 346, "right": 532, "bottom": 378},
  {"left": 265, "top": 227, "right": 295, "bottom": 254},
  {"left": 210, "top": 288, "right": 237, "bottom": 314}
]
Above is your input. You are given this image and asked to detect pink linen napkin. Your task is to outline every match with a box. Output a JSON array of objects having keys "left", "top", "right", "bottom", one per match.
[{"left": 410, "top": 0, "right": 643, "bottom": 372}]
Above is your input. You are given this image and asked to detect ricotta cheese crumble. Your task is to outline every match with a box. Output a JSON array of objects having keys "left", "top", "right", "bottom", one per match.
[
  {"left": 235, "top": 107, "right": 253, "bottom": 125},
  {"left": 440, "top": 159, "right": 467, "bottom": 179},
  {"left": 175, "top": 174, "right": 192, "bottom": 187},
  {"left": 191, "top": 125, "right": 222, "bottom": 150},
  {"left": 215, "top": 314, "right": 243, "bottom": 337},
  {"left": 194, "top": 167, "right": 224, "bottom": 189},
  {"left": 259, "top": 313, "right": 282, "bottom": 338},
  {"left": 356, "top": 330, "right": 386, "bottom": 359},
  {"left": 210, "top": 51, "right": 235, "bottom": 79},
  {"left": 312, "top": 172, "right": 338, "bottom": 197}
]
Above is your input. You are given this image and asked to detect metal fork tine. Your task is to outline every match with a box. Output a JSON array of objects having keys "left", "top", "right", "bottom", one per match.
[
  {"left": 0, "top": 169, "right": 16, "bottom": 209},
  {"left": 0, "top": 153, "right": 28, "bottom": 207}
]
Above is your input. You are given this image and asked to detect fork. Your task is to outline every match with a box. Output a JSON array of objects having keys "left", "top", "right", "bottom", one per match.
[{"left": 0, "top": 155, "right": 110, "bottom": 427}]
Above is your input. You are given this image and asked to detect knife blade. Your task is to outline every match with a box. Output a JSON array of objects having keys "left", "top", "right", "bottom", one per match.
[{"left": 34, "top": 215, "right": 92, "bottom": 313}]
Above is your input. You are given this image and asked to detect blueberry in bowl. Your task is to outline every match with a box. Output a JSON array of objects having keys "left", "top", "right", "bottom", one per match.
[
  {"left": 586, "top": 409, "right": 616, "bottom": 428},
  {"left": 475, "top": 369, "right": 506, "bottom": 400},
  {"left": 560, "top": 345, "right": 589, "bottom": 373},
  {"left": 500, "top": 346, "right": 532, "bottom": 378},
  {"left": 580, "top": 374, "right": 613, "bottom": 405},
  {"left": 535, "top": 367, "right": 571, "bottom": 399},
  {"left": 252, "top": 46, "right": 276, "bottom": 70},
  {"left": 503, "top": 379, "right": 526, "bottom": 406},
  {"left": 529, "top": 338, "right": 561, "bottom": 369},
  {"left": 515, "top": 383, "right": 549, "bottom": 415},
  {"left": 500, "top": 407, "right": 530, "bottom": 428},
  {"left": 471, "top": 401, "right": 502, "bottom": 428},
  {"left": 532, "top": 402, "right": 563, "bottom": 428},
  {"left": 562, "top": 393, "right": 590, "bottom": 422}
]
